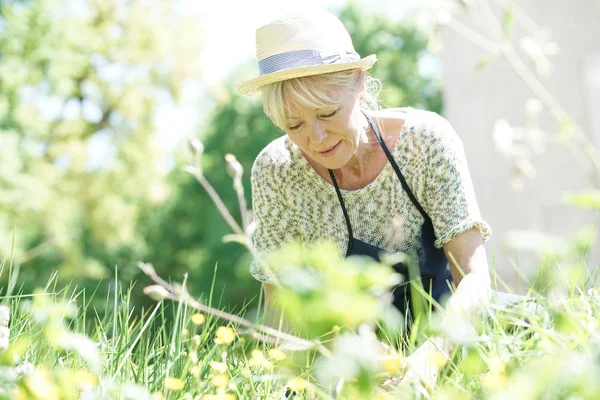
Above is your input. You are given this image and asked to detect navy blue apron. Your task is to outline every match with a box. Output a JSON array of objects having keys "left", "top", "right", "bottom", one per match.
[{"left": 327, "top": 112, "right": 453, "bottom": 317}]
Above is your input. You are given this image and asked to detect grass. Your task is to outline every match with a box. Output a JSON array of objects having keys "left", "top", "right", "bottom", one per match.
[{"left": 1, "top": 247, "right": 600, "bottom": 400}]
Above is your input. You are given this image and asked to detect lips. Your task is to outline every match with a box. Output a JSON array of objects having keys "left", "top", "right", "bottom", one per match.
[{"left": 317, "top": 141, "right": 341, "bottom": 155}]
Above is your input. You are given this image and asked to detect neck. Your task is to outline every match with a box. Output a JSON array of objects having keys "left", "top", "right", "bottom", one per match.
[{"left": 335, "top": 113, "right": 376, "bottom": 181}]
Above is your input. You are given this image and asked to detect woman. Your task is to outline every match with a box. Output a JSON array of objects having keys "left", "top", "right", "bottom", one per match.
[{"left": 236, "top": 9, "right": 493, "bottom": 387}]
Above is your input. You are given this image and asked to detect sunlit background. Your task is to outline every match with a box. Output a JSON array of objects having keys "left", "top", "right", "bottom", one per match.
[{"left": 1, "top": 0, "right": 599, "bottom": 313}]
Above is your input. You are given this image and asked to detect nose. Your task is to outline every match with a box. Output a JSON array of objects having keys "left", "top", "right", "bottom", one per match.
[{"left": 309, "top": 120, "right": 327, "bottom": 144}]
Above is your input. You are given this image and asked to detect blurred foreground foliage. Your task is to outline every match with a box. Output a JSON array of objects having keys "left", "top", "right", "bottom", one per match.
[
  {"left": 2, "top": 242, "right": 600, "bottom": 399},
  {"left": 0, "top": 0, "right": 442, "bottom": 312}
]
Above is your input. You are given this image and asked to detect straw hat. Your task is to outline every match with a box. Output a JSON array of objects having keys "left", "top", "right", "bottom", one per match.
[{"left": 235, "top": 9, "right": 377, "bottom": 96}]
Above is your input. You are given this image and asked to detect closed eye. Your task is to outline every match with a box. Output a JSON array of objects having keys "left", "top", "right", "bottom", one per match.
[
  {"left": 322, "top": 110, "right": 338, "bottom": 118},
  {"left": 288, "top": 122, "right": 303, "bottom": 131}
]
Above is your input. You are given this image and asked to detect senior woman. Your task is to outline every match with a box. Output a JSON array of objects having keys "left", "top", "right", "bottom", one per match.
[{"left": 236, "top": 9, "right": 492, "bottom": 387}]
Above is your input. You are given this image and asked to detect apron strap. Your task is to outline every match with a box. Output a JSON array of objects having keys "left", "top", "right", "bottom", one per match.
[
  {"left": 328, "top": 169, "right": 354, "bottom": 242},
  {"left": 364, "top": 111, "right": 430, "bottom": 221}
]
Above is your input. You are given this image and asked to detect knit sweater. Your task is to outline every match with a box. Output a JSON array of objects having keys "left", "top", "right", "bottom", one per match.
[{"left": 249, "top": 107, "right": 491, "bottom": 283}]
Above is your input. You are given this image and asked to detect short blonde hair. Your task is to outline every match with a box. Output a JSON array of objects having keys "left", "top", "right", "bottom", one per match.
[{"left": 261, "top": 69, "right": 382, "bottom": 131}]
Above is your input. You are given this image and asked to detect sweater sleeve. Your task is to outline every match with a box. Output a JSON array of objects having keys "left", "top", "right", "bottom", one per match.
[{"left": 409, "top": 112, "right": 492, "bottom": 248}]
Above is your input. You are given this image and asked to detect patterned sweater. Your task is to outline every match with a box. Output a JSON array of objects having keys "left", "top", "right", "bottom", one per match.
[{"left": 249, "top": 107, "right": 491, "bottom": 283}]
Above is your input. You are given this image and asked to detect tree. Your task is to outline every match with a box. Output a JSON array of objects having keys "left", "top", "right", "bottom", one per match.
[{"left": 0, "top": 0, "right": 203, "bottom": 304}]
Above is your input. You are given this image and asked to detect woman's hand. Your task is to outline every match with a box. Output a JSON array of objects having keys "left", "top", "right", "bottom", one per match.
[{"left": 396, "top": 336, "right": 450, "bottom": 391}]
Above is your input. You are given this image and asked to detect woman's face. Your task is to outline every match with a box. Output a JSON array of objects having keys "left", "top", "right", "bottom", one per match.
[{"left": 283, "top": 86, "right": 364, "bottom": 170}]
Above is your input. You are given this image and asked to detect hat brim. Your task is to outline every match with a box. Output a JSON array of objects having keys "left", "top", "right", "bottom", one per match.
[{"left": 235, "top": 54, "right": 377, "bottom": 96}]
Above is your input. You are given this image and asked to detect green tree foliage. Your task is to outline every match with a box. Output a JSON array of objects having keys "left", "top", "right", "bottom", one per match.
[
  {"left": 340, "top": 3, "right": 443, "bottom": 112},
  {"left": 0, "top": 0, "right": 202, "bottom": 299},
  {"left": 145, "top": 4, "right": 444, "bottom": 309}
]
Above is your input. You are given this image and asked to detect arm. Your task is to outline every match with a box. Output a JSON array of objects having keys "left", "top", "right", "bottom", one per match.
[
  {"left": 421, "top": 228, "right": 491, "bottom": 354},
  {"left": 402, "top": 228, "right": 491, "bottom": 389},
  {"left": 443, "top": 227, "right": 491, "bottom": 322}
]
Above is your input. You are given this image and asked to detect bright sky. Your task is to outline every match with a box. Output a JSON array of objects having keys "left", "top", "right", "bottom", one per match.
[
  {"left": 153, "top": 0, "right": 424, "bottom": 159},
  {"left": 185, "top": 0, "right": 422, "bottom": 81}
]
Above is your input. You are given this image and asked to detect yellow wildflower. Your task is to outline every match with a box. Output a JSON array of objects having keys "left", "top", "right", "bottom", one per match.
[
  {"left": 214, "top": 326, "right": 235, "bottom": 345},
  {"left": 191, "top": 313, "right": 206, "bottom": 325},
  {"left": 10, "top": 387, "right": 27, "bottom": 400},
  {"left": 488, "top": 357, "right": 506, "bottom": 375},
  {"left": 192, "top": 334, "right": 202, "bottom": 346},
  {"left": 381, "top": 356, "right": 406, "bottom": 375},
  {"left": 211, "top": 373, "right": 229, "bottom": 388},
  {"left": 426, "top": 350, "right": 449, "bottom": 369},
  {"left": 164, "top": 377, "right": 185, "bottom": 391},
  {"left": 190, "top": 366, "right": 200, "bottom": 378},
  {"left": 73, "top": 370, "right": 99, "bottom": 389},
  {"left": 202, "top": 394, "right": 236, "bottom": 400},
  {"left": 209, "top": 361, "right": 227, "bottom": 373},
  {"left": 25, "top": 369, "right": 60, "bottom": 400},
  {"left": 248, "top": 349, "right": 273, "bottom": 369},
  {"left": 267, "top": 348, "right": 286, "bottom": 361},
  {"left": 480, "top": 372, "right": 507, "bottom": 390},
  {"left": 286, "top": 378, "right": 308, "bottom": 391}
]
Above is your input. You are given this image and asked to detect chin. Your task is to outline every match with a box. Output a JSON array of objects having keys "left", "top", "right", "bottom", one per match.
[{"left": 315, "top": 154, "right": 350, "bottom": 170}]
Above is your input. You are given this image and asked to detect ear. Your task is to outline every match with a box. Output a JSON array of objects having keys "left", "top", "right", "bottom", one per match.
[{"left": 357, "top": 71, "right": 366, "bottom": 101}]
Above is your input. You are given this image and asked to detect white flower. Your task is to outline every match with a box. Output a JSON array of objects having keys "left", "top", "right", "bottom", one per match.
[
  {"left": 519, "top": 34, "right": 557, "bottom": 77},
  {"left": 15, "top": 361, "right": 34, "bottom": 377},
  {"left": 525, "top": 98, "right": 543, "bottom": 116},
  {"left": 0, "top": 326, "right": 9, "bottom": 351},
  {"left": 0, "top": 306, "right": 9, "bottom": 327},
  {"left": 492, "top": 119, "right": 514, "bottom": 154}
]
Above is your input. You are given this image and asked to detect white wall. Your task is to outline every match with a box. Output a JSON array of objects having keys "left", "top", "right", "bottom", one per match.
[{"left": 442, "top": 0, "right": 600, "bottom": 291}]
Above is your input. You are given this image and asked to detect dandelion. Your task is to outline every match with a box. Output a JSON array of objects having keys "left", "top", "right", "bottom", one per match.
[
  {"left": 164, "top": 377, "right": 185, "bottom": 391},
  {"left": 211, "top": 374, "right": 229, "bottom": 388},
  {"left": 286, "top": 378, "right": 308, "bottom": 391},
  {"left": 214, "top": 326, "right": 235, "bottom": 345},
  {"left": 210, "top": 361, "right": 227, "bottom": 374},
  {"left": 267, "top": 348, "right": 286, "bottom": 361},
  {"left": 190, "top": 366, "right": 200, "bottom": 378},
  {"left": 248, "top": 349, "right": 273, "bottom": 369},
  {"left": 191, "top": 313, "right": 206, "bottom": 325}
]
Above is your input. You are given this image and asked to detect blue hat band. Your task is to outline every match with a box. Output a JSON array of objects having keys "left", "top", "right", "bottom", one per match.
[{"left": 258, "top": 49, "right": 360, "bottom": 76}]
